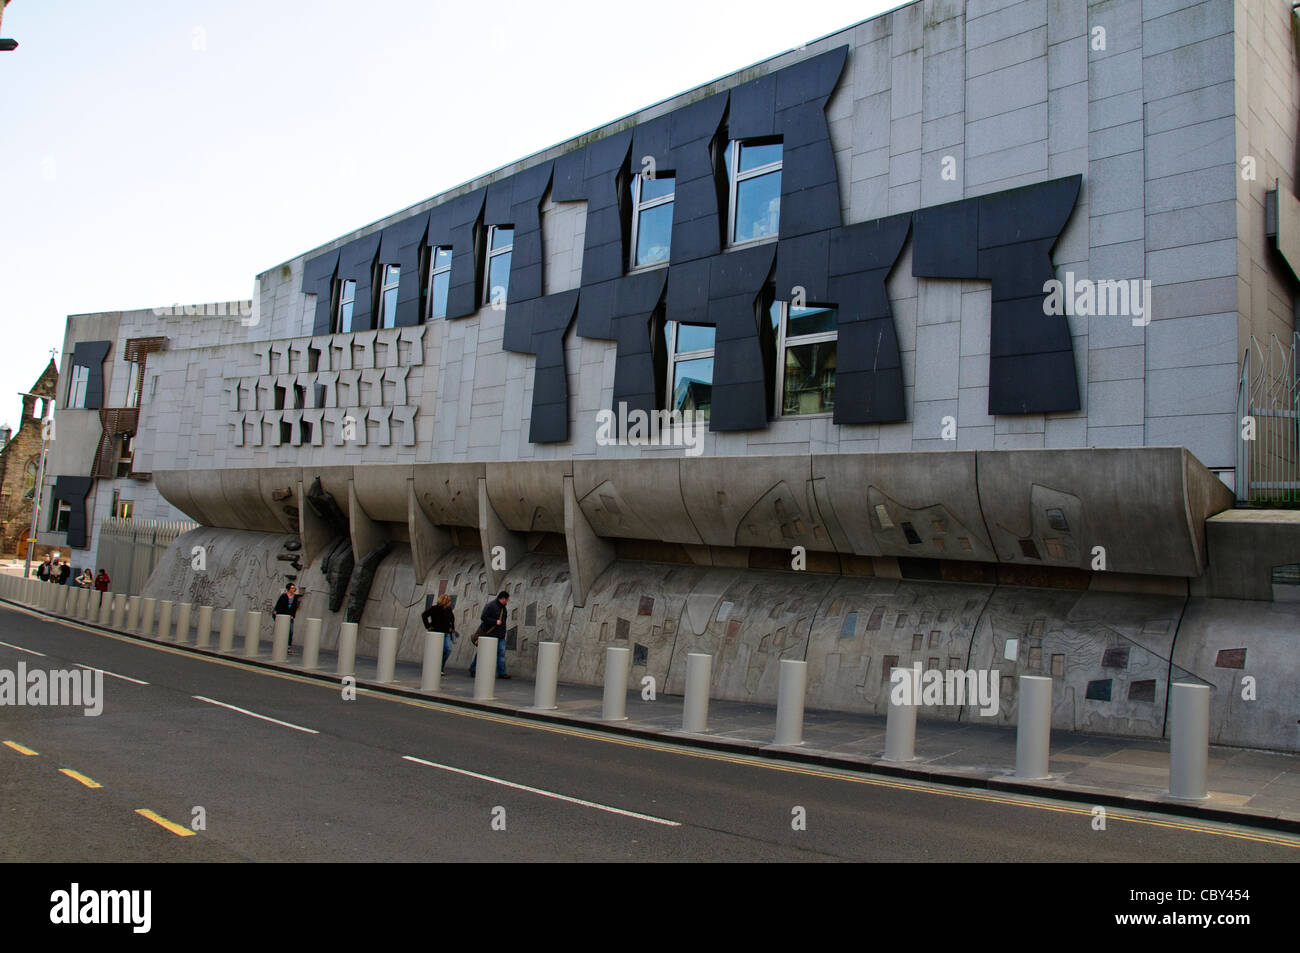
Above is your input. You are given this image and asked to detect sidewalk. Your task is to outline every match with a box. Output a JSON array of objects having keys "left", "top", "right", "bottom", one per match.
[{"left": 9, "top": 594, "right": 1300, "bottom": 833}]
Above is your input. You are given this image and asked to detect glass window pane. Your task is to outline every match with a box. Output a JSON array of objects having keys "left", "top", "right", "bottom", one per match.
[
  {"left": 739, "top": 141, "right": 782, "bottom": 172},
  {"left": 787, "top": 305, "right": 836, "bottom": 337},
  {"left": 769, "top": 301, "right": 781, "bottom": 331},
  {"left": 490, "top": 227, "right": 514, "bottom": 250},
  {"left": 640, "top": 175, "right": 674, "bottom": 202},
  {"left": 340, "top": 300, "right": 354, "bottom": 333},
  {"left": 384, "top": 264, "right": 400, "bottom": 287},
  {"left": 433, "top": 247, "right": 452, "bottom": 270},
  {"left": 635, "top": 202, "right": 673, "bottom": 266},
  {"left": 381, "top": 287, "right": 398, "bottom": 328},
  {"left": 674, "top": 323, "right": 715, "bottom": 353},
  {"left": 672, "top": 357, "right": 713, "bottom": 421},
  {"left": 487, "top": 251, "right": 511, "bottom": 303},
  {"left": 430, "top": 271, "right": 450, "bottom": 319},
  {"left": 733, "top": 171, "right": 781, "bottom": 242},
  {"left": 782, "top": 341, "right": 836, "bottom": 416},
  {"left": 342, "top": 279, "right": 355, "bottom": 301}
]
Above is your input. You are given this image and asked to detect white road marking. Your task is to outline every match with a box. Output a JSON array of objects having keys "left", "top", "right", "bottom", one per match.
[
  {"left": 192, "top": 695, "right": 319, "bottom": 734},
  {"left": 401, "top": 755, "right": 681, "bottom": 827},
  {"left": 76, "top": 663, "right": 148, "bottom": 686},
  {"left": 0, "top": 640, "right": 45, "bottom": 657}
]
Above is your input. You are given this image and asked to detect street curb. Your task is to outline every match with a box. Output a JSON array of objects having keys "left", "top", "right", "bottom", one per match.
[{"left": 5, "top": 594, "right": 1299, "bottom": 837}]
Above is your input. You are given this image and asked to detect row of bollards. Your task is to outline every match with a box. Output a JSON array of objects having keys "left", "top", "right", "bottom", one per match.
[{"left": 0, "top": 573, "right": 1212, "bottom": 798}]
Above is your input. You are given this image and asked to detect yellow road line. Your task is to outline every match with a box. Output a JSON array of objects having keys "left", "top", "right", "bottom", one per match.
[
  {"left": 27, "top": 603, "right": 1300, "bottom": 851},
  {"left": 3, "top": 740, "right": 38, "bottom": 756},
  {"left": 59, "top": 768, "right": 102, "bottom": 789},
  {"left": 134, "top": 809, "right": 195, "bottom": 837}
]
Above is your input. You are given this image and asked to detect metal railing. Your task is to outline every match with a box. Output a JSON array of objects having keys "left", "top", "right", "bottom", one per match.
[
  {"left": 96, "top": 517, "right": 197, "bottom": 596},
  {"left": 1237, "top": 332, "right": 1300, "bottom": 504}
]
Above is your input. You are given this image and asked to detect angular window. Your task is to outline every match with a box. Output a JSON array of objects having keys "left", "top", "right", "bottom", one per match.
[
  {"left": 333, "top": 278, "right": 357, "bottom": 334},
  {"left": 771, "top": 301, "right": 836, "bottom": 416},
  {"left": 116, "top": 433, "right": 134, "bottom": 479},
  {"left": 67, "top": 365, "right": 90, "bottom": 409},
  {"left": 664, "top": 322, "right": 714, "bottom": 422},
  {"left": 427, "top": 246, "right": 452, "bottom": 319},
  {"left": 630, "top": 173, "right": 673, "bottom": 269},
  {"left": 49, "top": 500, "right": 71, "bottom": 534},
  {"left": 377, "top": 264, "right": 401, "bottom": 329},
  {"left": 124, "top": 359, "right": 141, "bottom": 409},
  {"left": 724, "top": 138, "right": 782, "bottom": 246},
  {"left": 483, "top": 225, "right": 513, "bottom": 306}
]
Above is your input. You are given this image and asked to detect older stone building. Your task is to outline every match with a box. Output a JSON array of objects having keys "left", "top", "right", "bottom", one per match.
[{"left": 0, "top": 360, "right": 58, "bottom": 558}]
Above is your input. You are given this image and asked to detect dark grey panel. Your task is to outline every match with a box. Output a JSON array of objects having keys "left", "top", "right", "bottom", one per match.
[
  {"left": 485, "top": 161, "right": 554, "bottom": 306},
  {"left": 427, "top": 188, "right": 486, "bottom": 320},
  {"left": 501, "top": 290, "right": 580, "bottom": 443},
  {"left": 378, "top": 213, "right": 430, "bottom": 328},
  {"left": 554, "top": 130, "right": 633, "bottom": 287},
  {"left": 70, "top": 340, "right": 111, "bottom": 410},
  {"left": 337, "top": 233, "right": 382, "bottom": 332},
  {"left": 575, "top": 270, "right": 669, "bottom": 427},
  {"left": 911, "top": 175, "right": 1082, "bottom": 415},
  {"left": 51, "top": 475, "right": 93, "bottom": 549},
  {"left": 301, "top": 249, "right": 340, "bottom": 336}
]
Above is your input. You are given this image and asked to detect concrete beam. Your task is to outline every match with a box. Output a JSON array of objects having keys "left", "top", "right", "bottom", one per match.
[
  {"left": 408, "top": 478, "right": 454, "bottom": 586},
  {"left": 348, "top": 478, "right": 388, "bottom": 563},
  {"left": 564, "top": 474, "right": 614, "bottom": 608},
  {"left": 478, "top": 476, "right": 527, "bottom": 593},
  {"left": 298, "top": 480, "right": 333, "bottom": 569}
]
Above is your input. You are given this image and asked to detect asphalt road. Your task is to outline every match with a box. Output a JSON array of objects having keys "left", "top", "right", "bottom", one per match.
[{"left": 1, "top": 601, "right": 1297, "bottom": 862}]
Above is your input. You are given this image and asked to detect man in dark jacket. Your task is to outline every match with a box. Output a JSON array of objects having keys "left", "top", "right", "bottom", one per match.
[
  {"left": 35, "top": 556, "right": 51, "bottom": 582},
  {"left": 468, "top": 591, "right": 510, "bottom": 679},
  {"left": 273, "top": 583, "right": 298, "bottom": 651},
  {"left": 57, "top": 560, "right": 71, "bottom": 585}
]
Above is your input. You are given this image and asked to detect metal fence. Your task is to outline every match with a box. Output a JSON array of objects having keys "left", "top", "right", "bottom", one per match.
[
  {"left": 1237, "top": 332, "right": 1300, "bottom": 504},
  {"left": 96, "top": 517, "right": 197, "bottom": 596}
]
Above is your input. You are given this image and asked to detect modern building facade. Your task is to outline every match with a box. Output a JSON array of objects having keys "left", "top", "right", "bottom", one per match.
[{"left": 56, "top": 0, "right": 1300, "bottom": 749}]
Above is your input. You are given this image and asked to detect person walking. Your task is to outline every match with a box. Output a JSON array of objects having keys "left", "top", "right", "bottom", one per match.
[
  {"left": 273, "top": 583, "right": 298, "bottom": 653},
  {"left": 421, "top": 594, "right": 458, "bottom": 675},
  {"left": 94, "top": 569, "right": 110, "bottom": 592},
  {"left": 468, "top": 590, "right": 510, "bottom": 679},
  {"left": 57, "top": 559, "right": 71, "bottom": 586},
  {"left": 36, "top": 555, "right": 52, "bottom": 582}
]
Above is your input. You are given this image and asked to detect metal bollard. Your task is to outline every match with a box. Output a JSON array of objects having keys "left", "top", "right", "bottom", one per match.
[
  {"left": 1169, "top": 682, "right": 1210, "bottom": 800},
  {"left": 532, "top": 641, "right": 560, "bottom": 710},
  {"left": 76, "top": 588, "right": 89, "bottom": 618},
  {"left": 775, "top": 659, "right": 808, "bottom": 746},
  {"left": 473, "top": 636, "right": 498, "bottom": 701},
  {"left": 884, "top": 666, "right": 918, "bottom": 762},
  {"left": 194, "top": 605, "right": 214, "bottom": 648},
  {"left": 302, "top": 618, "right": 322, "bottom": 670},
  {"left": 420, "top": 630, "right": 444, "bottom": 692},
  {"left": 271, "top": 614, "right": 291, "bottom": 662},
  {"left": 217, "top": 608, "right": 236, "bottom": 653},
  {"left": 377, "top": 626, "right": 398, "bottom": 682},
  {"left": 156, "top": 600, "right": 173, "bottom": 642},
  {"left": 86, "top": 589, "right": 101, "bottom": 623},
  {"left": 337, "top": 622, "right": 358, "bottom": 677},
  {"left": 1015, "top": 675, "right": 1053, "bottom": 780},
  {"left": 140, "top": 598, "right": 156, "bottom": 637},
  {"left": 682, "top": 652, "right": 713, "bottom": 733},
  {"left": 243, "top": 610, "right": 262, "bottom": 658},
  {"left": 105, "top": 593, "right": 119, "bottom": 627},
  {"left": 126, "top": 596, "right": 141, "bottom": 632},
  {"left": 173, "top": 603, "right": 192, "bottom": 644},
  {"left": 601, "top": 646, "right": 631, "bottom": 721}
]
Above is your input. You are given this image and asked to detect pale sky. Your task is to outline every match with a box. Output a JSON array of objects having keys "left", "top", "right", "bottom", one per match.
[{"left": 0, "top": 0, "right": 897, "bottom": 430}]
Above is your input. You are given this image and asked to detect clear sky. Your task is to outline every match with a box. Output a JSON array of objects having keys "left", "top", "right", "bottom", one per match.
[{"left": 0, "top": 0, "right": 896, "bottom": 430}]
